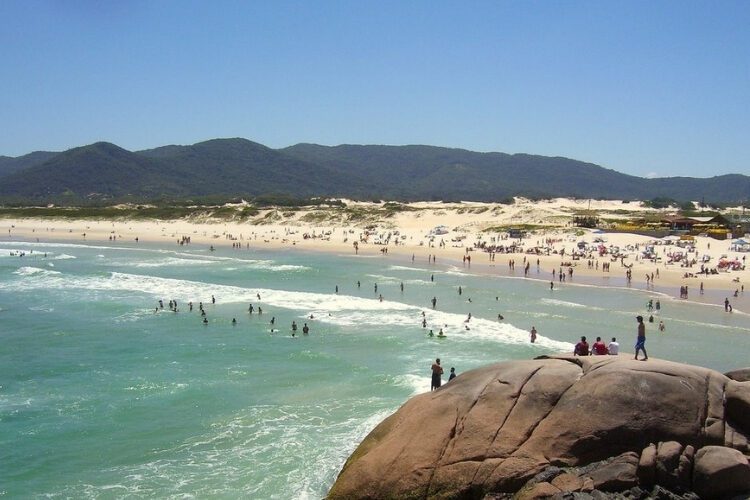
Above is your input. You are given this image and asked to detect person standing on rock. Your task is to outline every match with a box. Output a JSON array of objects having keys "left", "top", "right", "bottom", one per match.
[
  {"left": 635, "top": 315, "right": 648, "bottom": 361},
  {"left": 431, "top": 358, "right": 444, "bottom": 391}
]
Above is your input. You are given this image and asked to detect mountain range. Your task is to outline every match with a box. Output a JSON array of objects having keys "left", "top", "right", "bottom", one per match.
[{"left": 0, "top": 138, "right": 747, "bottom": 205}]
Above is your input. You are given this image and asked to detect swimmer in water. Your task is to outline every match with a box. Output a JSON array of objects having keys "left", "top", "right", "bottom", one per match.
[
  {"left": 232, "top": 318, "right": 237, "bottom": 325},
  {"left": 203, "top": 318, "right": 208, "bottom": 325},
  {"left": 270, "top": 316, "right": 275, "bottom": 325},
  {"left": 428, "top": 329, "right": 434, "bottom": 337}
]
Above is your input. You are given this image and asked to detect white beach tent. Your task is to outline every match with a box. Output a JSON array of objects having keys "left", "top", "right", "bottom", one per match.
[{"left": 661, "top": 235, "right": 681, "bottom": 242}]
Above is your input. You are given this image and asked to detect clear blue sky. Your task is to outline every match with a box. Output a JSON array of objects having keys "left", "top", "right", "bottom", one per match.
[{"left": 1, "top": 0, "right": 748, "bottom": 178}]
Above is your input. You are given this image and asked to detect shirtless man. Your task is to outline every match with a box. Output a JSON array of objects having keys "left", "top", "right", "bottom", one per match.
[
  {"left": 635, "top": 315, "right": 648, "bottom": 361},
  {"left": 431, "top": 358, "right": 444, "bottom": 391}
]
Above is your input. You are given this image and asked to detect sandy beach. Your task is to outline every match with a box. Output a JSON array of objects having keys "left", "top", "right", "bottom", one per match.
[{"left": 2, "top": 198, "right": 748, "bottom": 312}]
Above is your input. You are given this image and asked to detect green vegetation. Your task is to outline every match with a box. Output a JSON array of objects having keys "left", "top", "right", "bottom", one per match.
[
  {"left": 0, "top": 204, "right": 260, "bottom": 220},
  {"left": 482, "top": 224, "right": 548, "bottom": 233},
  {"left": 642, "top": 197, "right": 679, "bottom": 209},
  {"left": 299, "top": 211, "right": 331, "bottom": 223}
]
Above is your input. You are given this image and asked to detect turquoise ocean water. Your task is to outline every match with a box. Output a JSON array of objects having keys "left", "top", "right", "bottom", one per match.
[{"left": 2, "top": 239, "right": 749, "bottom": 498}]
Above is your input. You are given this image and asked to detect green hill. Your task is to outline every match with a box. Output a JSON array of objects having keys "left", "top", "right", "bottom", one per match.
[
  {"left": 138, "top": 138, "right": 368, "bottom": 198},
  {"left": 0, "top": 142, "right": 183, "bottom": 201},
  {"left": 0, "top": 151, "right": 59, "bottom": 178},
  {"left": 281, "top": 144, "right": 648, "bottom": 200},
  {"left": 0, "top": 138, "right": 748, "bottom": 204}
]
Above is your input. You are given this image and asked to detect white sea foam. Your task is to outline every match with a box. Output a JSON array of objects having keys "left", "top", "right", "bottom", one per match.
[
  {"left": 0, "top": 248, "right": 73, "bottom": 259},
  {"left": 541, "top": 298, "right": 587, "bottom": 308},
  {"left": 0, "top": 240, "right": 148, "bottom": 252},
  {"left": 27, "top": 306, "right": 54, "bottom": 312},
  {"left": 105, "top": 253, "right": 311, "bottom": 273},
  {"left": 387, "top": 265, "right": 431, "bottom": 273},
  {"left": 394, "top": 373, "right": 431, "bottom": 395},
  {"left": 366, "top": 273, "right": 432, "bottom": 285},
  {"left": 53, "top": 254, "right": 77, "bottom": 260},
  {"left": 6, "top": 270, "right": 571, "bottom": 349},
  {"left": 130, "top": 257, "right": 218, "bottom": 268},
  {"left": 443, "top": 266, "right": 468, "bottom": 275},
  {"left": 14, "top": 266, "right": 61, "bottom": 277}
]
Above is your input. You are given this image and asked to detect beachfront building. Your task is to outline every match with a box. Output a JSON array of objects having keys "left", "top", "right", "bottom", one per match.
[
  {"left": 661, "top": 215, "right": 730, "bottom": 238},
  {"left": 725, "top": 213, "right": 750, "bottom": 237}
]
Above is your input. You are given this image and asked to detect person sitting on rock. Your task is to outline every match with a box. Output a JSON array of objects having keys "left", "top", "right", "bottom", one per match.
[
  {"left": 574, "top": 336, "right": 590, "bottom": 356},
  {"left": 608, "top": 337, "right": 620, "bottom": 355},
  {"left": 591, "top": 336, "right": 608, "bottom": 355}
]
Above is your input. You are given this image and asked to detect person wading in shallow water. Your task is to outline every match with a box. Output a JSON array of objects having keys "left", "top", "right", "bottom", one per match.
[{"left": 431, "top": 358, "right": 444, "bottom": 391}]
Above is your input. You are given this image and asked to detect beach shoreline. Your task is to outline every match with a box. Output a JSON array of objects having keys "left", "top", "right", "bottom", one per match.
[{"left": 2, "top": 198, "right": 748, "bottom": 313}]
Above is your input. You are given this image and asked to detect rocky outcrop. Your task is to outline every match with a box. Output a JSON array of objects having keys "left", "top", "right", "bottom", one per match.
[{"left": 328, "top": 356, "right": 750, "bottom": 499}]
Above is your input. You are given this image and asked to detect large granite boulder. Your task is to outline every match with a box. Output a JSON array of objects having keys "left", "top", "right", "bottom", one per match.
[{"left": 328, "top": 356, "right": 750, "bottom": 499}]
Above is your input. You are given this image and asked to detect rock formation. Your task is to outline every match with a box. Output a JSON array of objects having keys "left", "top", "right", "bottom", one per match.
[{"left": 328, "top": 356, "right": 750, "bottom": 499}]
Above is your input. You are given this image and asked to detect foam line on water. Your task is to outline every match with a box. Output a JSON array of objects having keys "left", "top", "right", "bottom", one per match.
[
  {"left": 366, "top": 273, "right": 433, "bottom": 285},
  {"left": 14, "top": 266, "right": 61, "bottom": 277},
  {"left": 387, "top": 265, "right": 432, "bottom": 273},
  {"left": 53, "top": 253, "right": 77, "bottom": 260},
  {"left": 541, "top": 298, "right": 587, "bottom": 308},
  {"left": 124, "top": 257, "right": 220, "bottom": 268},
  {"left": 169, "top": 251, "right": 310, "bottom": 271},
  {"left": 0, "top": 248, "right": 75, "bottom": 259},
  {"left": 0, "top": 240, "right": 153, "bottom": 252},
  {"left": 6, "top": 270, "right": 571, "bottom": 349},
  {"left": 1, "top": 241, "right": 310, "bottom": 272}
]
